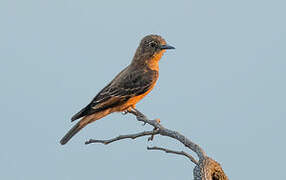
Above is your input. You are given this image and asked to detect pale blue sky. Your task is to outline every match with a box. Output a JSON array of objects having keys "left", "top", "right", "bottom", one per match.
[{"left": 0, "top": 0, "right": 285, "bottom": 179}]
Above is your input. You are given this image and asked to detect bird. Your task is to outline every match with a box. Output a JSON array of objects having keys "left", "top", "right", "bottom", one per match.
[{"left": 60, "top": 34, "right": 175, "bottom": 145}]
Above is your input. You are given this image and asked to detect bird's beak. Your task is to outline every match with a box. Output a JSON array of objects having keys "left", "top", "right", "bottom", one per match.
[{"left": 160, "top": 44, "right": 175, "bottom": 50}]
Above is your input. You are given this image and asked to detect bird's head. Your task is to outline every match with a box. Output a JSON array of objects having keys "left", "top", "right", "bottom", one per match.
[
  {"left": 139, "top": 34, "right": 175, "bottom": 55},
  {"left": 132, "top": 34, "right": 175, "bottom": 68}
]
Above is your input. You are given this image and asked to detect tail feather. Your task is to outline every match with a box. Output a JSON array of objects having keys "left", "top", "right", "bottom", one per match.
[
  {"left": 61, "top": 109, "right": 110, "bottom": 145},
  {"left": 60, "top": 122, "right": 85, "bottom": 145},
  {"left": 71, "top": 107, "right": 87, "bottom": 122}
]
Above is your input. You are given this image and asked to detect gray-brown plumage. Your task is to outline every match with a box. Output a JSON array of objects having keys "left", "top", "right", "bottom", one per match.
[{"left": 60, "top": 34, "right": 175, "bottom": 145}]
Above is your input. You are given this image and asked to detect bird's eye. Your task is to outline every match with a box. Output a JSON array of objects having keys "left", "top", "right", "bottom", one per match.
[{"left": 149, "top": 41, "right": 157, "bottom": 48}]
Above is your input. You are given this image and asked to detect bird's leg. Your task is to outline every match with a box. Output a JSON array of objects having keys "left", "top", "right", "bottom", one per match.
[
  {"left": 122, "top": 106, "right": 132, "bottom": 115},
  {"left": 122, "top": 110, "right": 128, "bottom": 115},
  {"left": 122, "top": 106, "right": 135, "bottom": 115}
]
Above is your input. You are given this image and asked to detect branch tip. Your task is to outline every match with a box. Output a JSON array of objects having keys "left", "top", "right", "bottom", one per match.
[{"left": 147, "top": 146, "right": 198, "bottom": 165}]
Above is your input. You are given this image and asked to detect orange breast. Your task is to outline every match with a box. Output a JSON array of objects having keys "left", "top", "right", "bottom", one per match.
[
  {"left": 114, "top": 81, "right": 157, "bottom": 112},
  {"left": 126, "top": 84, "right": 155, "bottom": 105},
  {"left": 147, "top": 50, "right": 165, "bottom": 71}
]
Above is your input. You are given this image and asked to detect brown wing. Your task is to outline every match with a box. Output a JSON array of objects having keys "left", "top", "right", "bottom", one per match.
[{"left": 71, "top": 69, "right": 158, "bottom": 121}]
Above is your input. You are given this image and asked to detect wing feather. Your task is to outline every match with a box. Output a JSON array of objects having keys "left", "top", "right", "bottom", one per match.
[{"left": 71, "top": 69, "right": 158, "bottom": 121}]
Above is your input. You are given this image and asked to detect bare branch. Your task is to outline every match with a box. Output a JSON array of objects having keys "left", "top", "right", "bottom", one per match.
[
  {"left": 128, "top": 108, "right": 207, "bottom": 160},
  {"left": 147, "top": 146, "right": 198, "bottom": 165},
  {"left": 86, "top": 108, "right": 228, "bottom": 179},
  {"left": 85, "top": 129, "right": 159, "bottom": 145},
  {"left": 127, "top": 108, "right": 228, "bottom": 179}
]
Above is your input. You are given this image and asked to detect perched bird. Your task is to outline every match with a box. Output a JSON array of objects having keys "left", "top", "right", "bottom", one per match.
[{"left": 60, "top": 34, "right": 175, "bottom": 145}]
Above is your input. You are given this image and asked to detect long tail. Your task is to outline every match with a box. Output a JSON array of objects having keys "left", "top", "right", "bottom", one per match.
[
  {"left": 60, "top": 110, "right": 110, "bottom": 145},
  {"left": 60, "top": 121, "right": 87, "bottom": 145}
]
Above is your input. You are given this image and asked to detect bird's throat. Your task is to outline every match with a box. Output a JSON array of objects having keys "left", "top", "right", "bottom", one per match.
[
  {"left": 147, "top": 50, "right": 165, "bottom": 71},
  {"left": 147, "top": 60, "right": 159, "bottom": 71}
]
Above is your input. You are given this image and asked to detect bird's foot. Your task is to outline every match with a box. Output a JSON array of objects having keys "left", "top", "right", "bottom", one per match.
[
  {"left": 122, "top": 107, "right": 135, "bottom": 115},
  {"left": 122, "top": 110, "right": 128, "bottom": 115}
]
